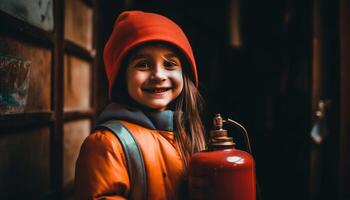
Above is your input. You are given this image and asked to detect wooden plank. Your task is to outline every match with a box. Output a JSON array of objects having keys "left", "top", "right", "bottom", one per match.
[
  {"left": 0, "top": 11, "right": 53, "bottom": 45},
  {"left": 64, "top": 0, "right": 93, "bottom": 50},
  {"left": 0, "top": 112, "right": 52, "bottom": 129},
  {"left": 51, "top": 0, "right": 64, "bottom": 198},
  {"left": 63, "top": 110, "right": 94, "bottom": 122},
  {"left": 91, "top": 0, "right": 99, "bottom": 126},
  {"left": 0, "top": 127, "right": 51, "bottom": 199},
  {"left": 64, "top": 40, "right": 94, "bottom": 62},
  {"left": 339, "top": 0, "right": 350, "bottom": 199},
  {"left": 82, "top": 0, "right": 95, "bottom": 7}
]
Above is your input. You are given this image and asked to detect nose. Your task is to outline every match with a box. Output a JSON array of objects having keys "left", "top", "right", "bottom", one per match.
[{"left": 150, "top": 64, "right": 167, "bottom": 82}]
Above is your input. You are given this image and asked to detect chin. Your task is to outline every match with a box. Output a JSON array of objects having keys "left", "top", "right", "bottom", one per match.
[{"left": 146, "top": 101, "right": 170, "bottom": 111}]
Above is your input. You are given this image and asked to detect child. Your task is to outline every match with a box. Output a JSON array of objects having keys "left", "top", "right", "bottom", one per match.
[{"left": 75, "top": 10, "right": 206, "bottom": 200}]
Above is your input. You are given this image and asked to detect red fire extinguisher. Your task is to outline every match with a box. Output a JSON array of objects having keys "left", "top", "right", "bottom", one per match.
[{"left": 189, "top": 114, "right": 256, "bottom": 200}]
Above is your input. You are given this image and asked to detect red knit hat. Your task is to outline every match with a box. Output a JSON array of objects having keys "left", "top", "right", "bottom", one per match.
[{"left": 103, "top": 10, "right": 198, "bottom": 98}]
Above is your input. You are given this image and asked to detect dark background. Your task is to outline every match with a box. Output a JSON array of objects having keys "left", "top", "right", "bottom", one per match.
[
  {"left": 95, "top": 0, "right": 347, "bottom": 200},
  {"left": 0, "top": 0, "right": 349, "bottom": 199}
]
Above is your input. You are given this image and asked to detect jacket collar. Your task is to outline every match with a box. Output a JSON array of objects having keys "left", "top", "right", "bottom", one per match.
[{"left": 96, "top": 103, "right": 174, "bottom": 132}]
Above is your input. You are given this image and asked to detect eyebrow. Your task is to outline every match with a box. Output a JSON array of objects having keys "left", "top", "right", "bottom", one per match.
[
  {"left": 129, "top": 54, "right": 149, "bottom": 60},
  {"left": 164, "top": 53, "right": 179, "bottom": 59},
  {"left": 130, "top": 53, "right": 180, "bottom": 61}
]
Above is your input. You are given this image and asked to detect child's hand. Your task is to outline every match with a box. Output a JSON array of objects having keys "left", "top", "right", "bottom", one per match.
[{"left": 188, "top": 176, "right": 212, "bottom": 200}]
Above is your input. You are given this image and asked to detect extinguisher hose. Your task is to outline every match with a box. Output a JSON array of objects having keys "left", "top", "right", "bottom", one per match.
[
  {"left": 225, "top": 118, "right": 253, "bottom": 154},
  {"left": 225, "top": 118, "right": 263, "bottom": 200}
]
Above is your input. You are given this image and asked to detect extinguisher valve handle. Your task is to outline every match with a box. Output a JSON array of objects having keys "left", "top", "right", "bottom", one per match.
[{"left": 213, "top": 114, "right": 224, "bottom": 130}]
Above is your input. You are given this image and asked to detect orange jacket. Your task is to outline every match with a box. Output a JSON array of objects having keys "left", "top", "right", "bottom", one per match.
[{"left": 75, "top": 120, "right": 186, "bottom": 200}]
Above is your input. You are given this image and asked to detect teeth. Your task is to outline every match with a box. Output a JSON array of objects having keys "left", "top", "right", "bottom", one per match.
[
  {"left": 153, "top": 88, "right": 166, "bottom": 92},
  {"left": 145, "top": 88, "right": 169, "bottom": 93}
]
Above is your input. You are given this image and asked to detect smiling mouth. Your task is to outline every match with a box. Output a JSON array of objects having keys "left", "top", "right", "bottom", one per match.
[{"left": 143, "top": 88, "right": 171, "bottom": 93}]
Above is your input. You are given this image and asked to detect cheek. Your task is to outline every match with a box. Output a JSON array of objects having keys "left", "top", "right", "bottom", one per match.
[
  {"left": 126, "top": 79, "right": 136, "bottom": 95},
  {"left": 172, "top": 71, "right": 184, "bottom": 92},
  {"left": 126, "top": 69, "right": 144, "bottom": 95},
  {"left": 127, "top": 68, "right": 145, "bottom": 82}
]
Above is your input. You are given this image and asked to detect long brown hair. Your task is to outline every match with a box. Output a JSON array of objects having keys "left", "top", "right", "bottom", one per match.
[{"left": 174, "top": 73, "right": 206, "bottom": 168}]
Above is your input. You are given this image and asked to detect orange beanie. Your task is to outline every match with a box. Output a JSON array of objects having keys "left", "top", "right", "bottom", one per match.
[{"left": 103, "top": 10, "right": 198, "bottom": 98}]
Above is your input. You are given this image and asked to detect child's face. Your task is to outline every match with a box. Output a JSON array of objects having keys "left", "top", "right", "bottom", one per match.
[{"left": 125, "top": 44, "right": 184, "bottom": 111}]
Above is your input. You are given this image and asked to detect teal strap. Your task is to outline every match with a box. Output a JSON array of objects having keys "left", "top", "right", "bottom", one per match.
[{"left": 96, "top": 120, "right": 147, "bottom": 200}]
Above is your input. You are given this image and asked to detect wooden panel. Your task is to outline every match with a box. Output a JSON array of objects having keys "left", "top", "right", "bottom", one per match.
[
  {"left": 0, "top": 112, "right": 52, "bottom": 128},
  {"left": 64, "top": 55, "right": 91, "bottom": 111},
  {"left": 340, "top": 0, "right": 350, "bottom": 199},
  {"left": 63, "top": 120, "right": 90, "bottom": 189},
  {"left": 0, "top": 127, "right": 51, "bottom": 199},
  {"left": 0, "top": 0, "right": 54, "bottom": 31},
  {"left": 310, "top": 1, "right": 323, "bottom": 198},
  {"left": 64, "top": 0, "right": 93, "bottom": 50},
  {"left": 0, "top": 35, "right": 51, "bottom": 114}
]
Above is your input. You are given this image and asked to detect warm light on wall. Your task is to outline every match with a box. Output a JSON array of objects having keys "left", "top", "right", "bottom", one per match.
[{"left": 229, "top": 0, "right": 242, "bottom": 48}]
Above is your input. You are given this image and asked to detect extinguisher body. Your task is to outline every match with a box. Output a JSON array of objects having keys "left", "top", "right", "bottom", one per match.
[
  {"left": 188, "top": 114, "right": 256, "bottom": 200},
  {"left": 189, "top": 148, "right": 256, "bottom": 200}
]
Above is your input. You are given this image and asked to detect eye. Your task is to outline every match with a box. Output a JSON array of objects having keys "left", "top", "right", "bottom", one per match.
[
  {"left": 134, "top": 61, "right": 151, "bottom": 70},
  {"left": 164, "top": 59, "right": 180, "bottom": 69}
]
